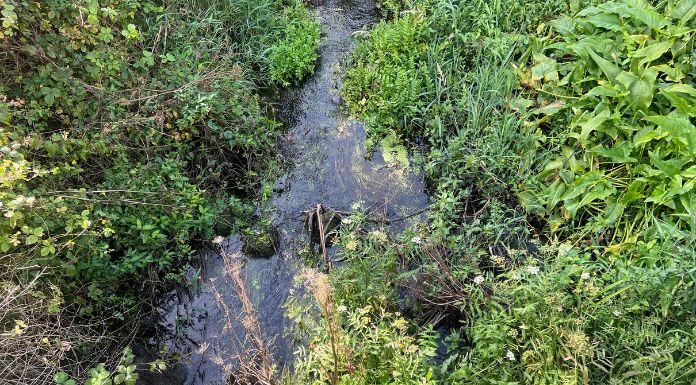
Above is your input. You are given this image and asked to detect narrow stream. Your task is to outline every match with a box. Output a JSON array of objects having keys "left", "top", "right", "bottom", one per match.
[{"left": 136, "top": 0, "right": 428, "bottom": 383}]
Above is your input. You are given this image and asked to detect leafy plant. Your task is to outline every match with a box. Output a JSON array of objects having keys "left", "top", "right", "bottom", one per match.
[
  {"left": 516, "top": 0, "right": 696, "bottom": 247},
  {"left": 270, "top": 1, "right": 321, "bottom": 86},
  {"left": 289, "top": 269, "right": 439, "bottom": 385},
  {"left": 1, "top": 0, "right": 318, "bottom": 381},
  {"left": 55, "top": 348, "right": 140, "bottom": 385}
]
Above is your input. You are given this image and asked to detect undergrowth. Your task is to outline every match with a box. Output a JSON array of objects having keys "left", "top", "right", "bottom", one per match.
[
  {"left": 292, "top": 0, "right": 696, "bottom": 384},
  {"left": 0, "top": 0, "right": 319, "bottom": 383}
]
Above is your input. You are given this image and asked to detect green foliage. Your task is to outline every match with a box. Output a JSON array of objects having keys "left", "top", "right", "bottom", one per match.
[
  {"left": 291, "top": 305, "right": 438, "bottom": 385},
  {"left": 328, "top": 0, "right": 696, "bottom": 385},
  {"left": 343, "top": 0, "right": 571, "bottom": 146},
  {"left": 1, "top": 0, "right": 318, "bottom": 380},
  {"left": 270, "top": 2, "right": 321, "bottom": 86},
  {"left": 343, "top": 8, "right": 430, "bottom": 144},
  {"left": 517, "top": 0, "right": 696, "bottom": 246},
  {"left": 55, "top": 348, "right": 140, "bottom": 385},
  {"left": 454, "top": 242, "right": 696, "bottom": 385}
]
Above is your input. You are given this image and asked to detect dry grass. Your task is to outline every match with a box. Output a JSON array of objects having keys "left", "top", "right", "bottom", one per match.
[
  {"left": 299, "top": 268, "right": 341, "bottom": 385},
  {"left": 0, "top": 268, "right": 129, "bottom": 385},
  {"left": 210, "top": 248, "right": 277, "bottom": 385}
]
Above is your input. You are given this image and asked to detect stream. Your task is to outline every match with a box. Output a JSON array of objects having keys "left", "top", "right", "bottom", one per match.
[{"left": 136, "top": 0, "right": 429, "bottom": 383}]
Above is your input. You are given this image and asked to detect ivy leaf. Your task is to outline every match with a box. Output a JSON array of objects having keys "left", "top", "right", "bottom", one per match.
[{"left": 54, "top": 372, "right": 76, "bottom": 385}]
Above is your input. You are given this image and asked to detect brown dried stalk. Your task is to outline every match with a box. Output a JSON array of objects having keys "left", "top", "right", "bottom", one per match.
[
  {"left": 212, "top": 249, "right": 276, "bottom": 385},
  {"left": 300, "top": 268, "right": 340, "bottom": 385}
]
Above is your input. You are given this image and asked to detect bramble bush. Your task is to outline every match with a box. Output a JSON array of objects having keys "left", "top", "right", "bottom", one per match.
[{"left": 1, "top": 0, "right": 319, "bottom": 382}]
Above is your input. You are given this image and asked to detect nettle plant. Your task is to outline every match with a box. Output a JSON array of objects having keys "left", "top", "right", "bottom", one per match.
[{"left": 517, "top": 0, "right": 696, "bottom": 247}]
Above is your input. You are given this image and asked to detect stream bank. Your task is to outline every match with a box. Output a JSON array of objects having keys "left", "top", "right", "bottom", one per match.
[{"left": 136, "top": 0, "right": 429, "bottom": 383}]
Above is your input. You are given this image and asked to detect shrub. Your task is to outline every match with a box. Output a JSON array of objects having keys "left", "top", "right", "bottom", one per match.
[
  {"left": 289, "top": 268, "right": 439, "bottom": 385},
  {"left": 454, "top": 242, "right": 696, "bottom": 384},
  {"left": 1, "top": 0, "right": 319, "bottom": 381},
  {"left": 329, "top": 1, "right": 696, "bottom": 385}
]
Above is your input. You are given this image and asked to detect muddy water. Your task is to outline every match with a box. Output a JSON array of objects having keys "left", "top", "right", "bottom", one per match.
[{"left": 136, "top": 0, "right": 428, "bottom": 383}]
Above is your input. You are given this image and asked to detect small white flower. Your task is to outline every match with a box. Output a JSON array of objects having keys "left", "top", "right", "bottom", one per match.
[
  {"left": 410, "top": 236, "right": 422, "bottom": 244},
  {"left": 341, "top": 218, "right": 352, "bottom": 225},
  {"left": 506, "top": 350, "right": 515, "bottom": 361},
  {"left": 473, "top": 275, "right": 485, "bottom": 285},
  {"left": 613, "top": 310, "right": 622, "bottom": 317},
  {"left": 526, "top": 265, "right": 540, "bottom": 275},
  {"left": 212, "top": 236, "right": 225, "bottom": 244},
  {"left": 581, "top": 272, "right": 591, "bottom": 280}
]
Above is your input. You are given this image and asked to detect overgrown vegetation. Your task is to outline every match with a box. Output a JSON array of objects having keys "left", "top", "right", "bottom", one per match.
[
  {"left": 2, "top": 0, "right": 694, "bottom": 383},
  {"left": 291, "top": 0, "right": 696, "bottom": 384},
  {"left": 0, "top": 0, "right": 319, "bottom": 382}
]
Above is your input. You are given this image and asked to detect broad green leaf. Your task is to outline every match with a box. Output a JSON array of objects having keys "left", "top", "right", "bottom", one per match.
[
  {"left": 643, "top": 115, "right": 694, "bottom": 145},
  {"left": 633, "top": 125, "right": 666, "bottom": 146},
  {"left": 577, "top": 109, "right": 611, "bottom": 145},
  {"left": 682, "top": 165, "right": 696, "bottom": 179},
  {"left": 531, "top": 53, "right": 558, "bottom": 82},
  {"left": 648, "top": 151, "right": 689, "bottom": 178},
  {"left": 624, "top": 179, "right": 647, "bottom": 203},
  {"left": 669, "top": 0, "right": 696, "bottom": 23},
  {"left": 586, "top": 48, "right": 622, "bottom": 84},
  {"left": 584, "top": 85, "right": 619, "bottom": 98},
  {"left": 518, "top": 190, "right": 544, "bottom": 213},
  {"left": 646, "top": 183, "right": 676, "bottom": 208},
  {"left": 546, "top": 179, "right": 567, "bottom": 212},
  {"left": 586, "top": 13, "right": 622, "bottom": 30},
  {"left": 622, "top": 0, "right": 669, "bottom": 29},
  {"left": 594, "top": 144, "right": 637, "bottom": 163},
  {"left": 663, "top": 83, "right": 696, "bottom": 97},
  {"left": 627, "top": 74, "right": 655, "bottom": 111},
  {"left": 550, "top": 17, "right": 576, "bottom": 38},
  {"left": 566, "top": 182, "right": 615, "bottom": 216},
  {"left": 630, "top": 40, "right": 672, "bottom": 66},
  {"left": 601, "top": 200, "right": 626, "bottom": 227},
  {"left": 562, "top": 171, "right": 604, "bottom": 201},
  {"left": 660, "top": 89, "right": 696, "bottom": 115},
  {"left": 651, "top": 64, "right": 685, "bottom": 82}
]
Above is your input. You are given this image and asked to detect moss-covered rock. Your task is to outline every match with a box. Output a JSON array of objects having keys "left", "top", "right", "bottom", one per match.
[{"left": 242, "top": 226, "right": 279, "bottom": 258}]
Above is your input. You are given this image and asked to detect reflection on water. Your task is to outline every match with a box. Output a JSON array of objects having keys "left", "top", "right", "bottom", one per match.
[{"left": 135, "top": 0, "right": 429, "bottom": 382}]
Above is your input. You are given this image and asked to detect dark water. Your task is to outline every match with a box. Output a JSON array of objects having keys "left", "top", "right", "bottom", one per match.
[{"left": 136, "top": 0, "right": 429, "bottom": 383}]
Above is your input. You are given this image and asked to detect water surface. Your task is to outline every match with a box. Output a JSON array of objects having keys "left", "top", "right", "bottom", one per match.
[{"left": 136, "top": 0, "right": 429, "bottom": 382}]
